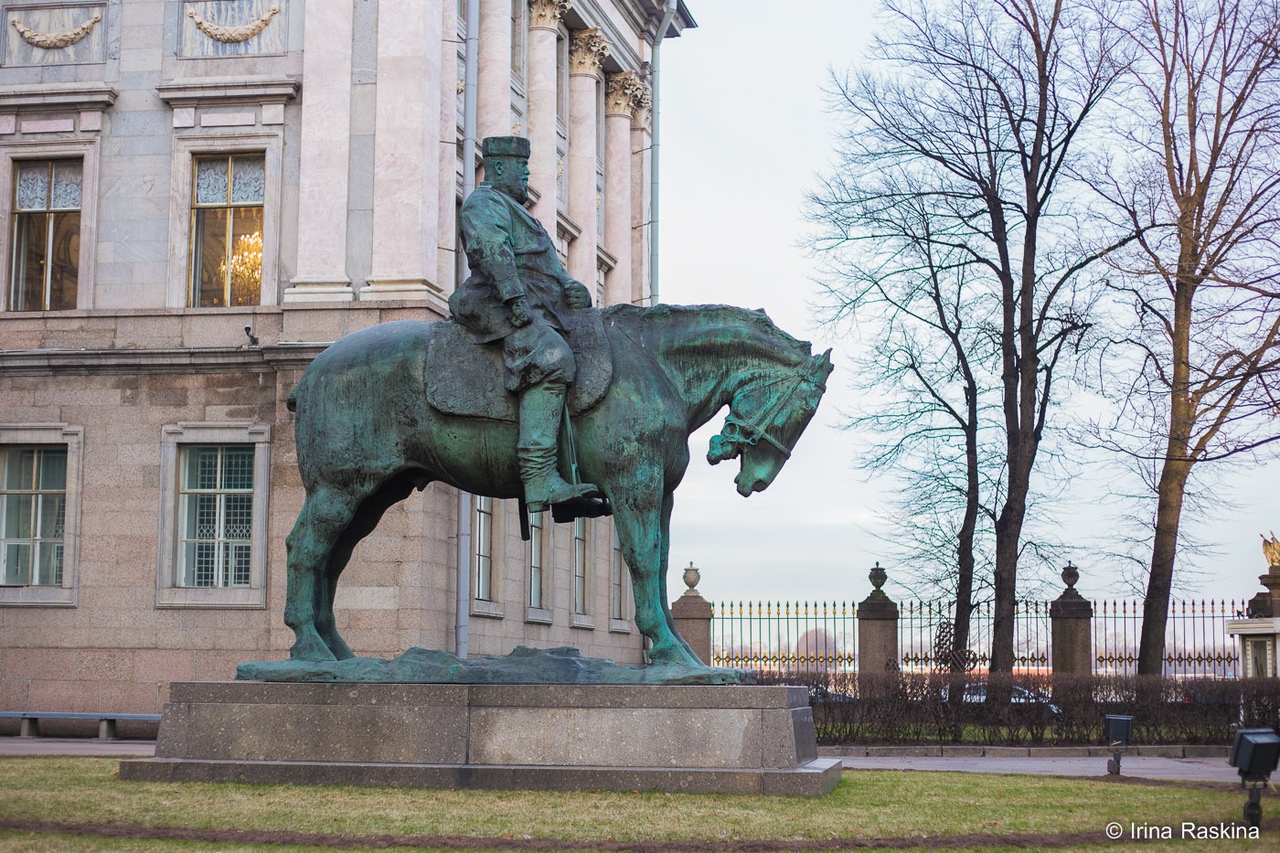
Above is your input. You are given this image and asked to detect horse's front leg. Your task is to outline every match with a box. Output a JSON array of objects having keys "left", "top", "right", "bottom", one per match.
[
  {"left": 656, "top": 492, "right": 701, "bottom": 663},
  {"left": 611, "top": 487, "right": 702, "bottom": 668}
]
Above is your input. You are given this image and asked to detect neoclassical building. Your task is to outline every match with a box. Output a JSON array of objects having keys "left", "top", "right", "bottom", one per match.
[{"left": 0, "top": 0, "right": 694, "bottom": 722}]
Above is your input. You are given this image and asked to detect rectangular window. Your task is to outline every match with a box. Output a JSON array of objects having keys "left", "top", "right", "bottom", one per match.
[
  {"left": 528, "top": 509, "right": 545, "bottom": 609},
  {"left": 610, "top": 530, "right": 626, "bottom": 621},
  {"left": 511, "top": 0, "right": 527, "bottom": 85},
  {"left": 0, "top": 446, "right": 66, "bottom": 586},
  {"left": 190, "top": 153, "right": 265, "bottom": 307},
  {"left": 473, "top": 495, "right": 494, "bottom": 601},
  {"left": 573, "top": 516, "right": 588, "bottom": 616},
  {"left": 556, "top": 33, "right": 569, "bottom": 124},
  {"left": 177, "top": 445, "right": 254, "bottom": 588},
  {"left": 8, "top": 160, "right": 80, "bottom": 311}
]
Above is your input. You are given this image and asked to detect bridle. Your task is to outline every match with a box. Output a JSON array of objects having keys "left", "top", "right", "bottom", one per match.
[{"left": 710, "top": 359, "right": 828, "bottom": 462}]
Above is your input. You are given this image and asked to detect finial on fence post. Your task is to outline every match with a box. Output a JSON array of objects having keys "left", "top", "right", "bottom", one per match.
[
  {"left": 681, "top": 561, "right": 701, "bottom": 595},
  {"left": 1051, "top": 561, "right": 1092, "bottom": 675},
  {"left": 858, "top": 562, "right": 898, "bottom": 691},
  {"left": 671, "top": 560, "right": 712, "bottom": 665}
]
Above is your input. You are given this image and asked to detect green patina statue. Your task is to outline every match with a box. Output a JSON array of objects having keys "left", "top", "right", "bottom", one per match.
[
  {"left": 269, "top": 136, "right": 832, "bottom": 682},
  {"left": 452, "top": 136, "right": 603, "bottom": 515}
]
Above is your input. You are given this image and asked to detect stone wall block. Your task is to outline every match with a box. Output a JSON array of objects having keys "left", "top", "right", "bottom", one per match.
[
  {"left": 79, "top": 649, "right": 136, "bottom": 682},
  {"left": 5, "top": 648, "right": 79, "bottom": 680},
  {"left": 100, "top": 679, "right": 162, "bottom": 714},
  {"left": 30, "top": 679, "right": 98, "bottom": 713},
  {"left": 135, "top": 650, "right": 196, "bottom": 684}
]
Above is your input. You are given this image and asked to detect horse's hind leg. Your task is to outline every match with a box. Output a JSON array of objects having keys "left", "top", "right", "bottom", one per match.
[
  {"left": 313, "top": 475, "right": 420, "bottom": 660},
  {"left": 285, "top": 486, "right": 358, "bottom": 661}
]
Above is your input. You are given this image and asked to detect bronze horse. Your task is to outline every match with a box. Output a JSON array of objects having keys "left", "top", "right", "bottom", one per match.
[{"left": 283, "top": 303, "right": 832, "bottom": 670}]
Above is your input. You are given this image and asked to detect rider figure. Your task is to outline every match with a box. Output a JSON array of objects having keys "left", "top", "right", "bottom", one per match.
[{"left": 451, "top": 135, "right": 602, "bottom": 513}]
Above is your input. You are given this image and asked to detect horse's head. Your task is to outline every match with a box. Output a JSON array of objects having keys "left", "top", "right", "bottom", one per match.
[{"left": 707, "top": 348, "right": 834, "bottom": 496}]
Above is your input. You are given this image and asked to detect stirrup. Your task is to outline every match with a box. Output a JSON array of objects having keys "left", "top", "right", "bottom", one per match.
[
  {"left": 525, "top": 480, "right": 602, "bottom": 514},
  {"left": 551, "top": 496, "right": 613, "bottom": 524}
]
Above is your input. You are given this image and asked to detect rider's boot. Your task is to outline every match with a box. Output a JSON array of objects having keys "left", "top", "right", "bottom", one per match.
[{"left": 518, "top": 380, "right": 602, "bottom": 513}]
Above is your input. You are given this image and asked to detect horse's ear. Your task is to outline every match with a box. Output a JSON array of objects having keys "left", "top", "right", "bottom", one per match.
[{"left": 818, "top": 349, "right": 834, "bottom": 376}]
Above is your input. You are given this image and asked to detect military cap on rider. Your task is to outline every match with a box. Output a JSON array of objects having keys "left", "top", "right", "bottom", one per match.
[{"left": 481, "top": 136, "right": 531, "bottom": 159}]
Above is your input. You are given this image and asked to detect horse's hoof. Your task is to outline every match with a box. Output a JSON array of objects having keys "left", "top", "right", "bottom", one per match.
[{"left": 289, "top": 636, "right": 338, "bottom": 662}]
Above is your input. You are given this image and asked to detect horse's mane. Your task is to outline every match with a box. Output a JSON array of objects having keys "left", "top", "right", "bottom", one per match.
[{"left": 603, "top": 303, "right": 813, "bottom": 359}]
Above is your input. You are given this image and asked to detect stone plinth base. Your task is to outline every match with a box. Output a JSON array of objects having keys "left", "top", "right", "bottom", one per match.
[{"left": 120, "top": 682, "right": 840, "bottom": 796}]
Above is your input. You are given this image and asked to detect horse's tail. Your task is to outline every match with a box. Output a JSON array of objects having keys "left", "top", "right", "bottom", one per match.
[{"left": 286, "top": 389, "right": 298, "bottom": 413}]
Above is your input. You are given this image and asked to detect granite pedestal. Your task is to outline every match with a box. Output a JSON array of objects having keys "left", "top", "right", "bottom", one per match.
[{"left": 120, "top": 682, "right": 841, "bottom": 795}]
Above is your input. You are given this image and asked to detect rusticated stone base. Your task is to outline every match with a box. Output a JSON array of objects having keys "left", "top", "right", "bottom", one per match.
[{"left": 120, "top": 682, "right": 841, "bottom": 796}]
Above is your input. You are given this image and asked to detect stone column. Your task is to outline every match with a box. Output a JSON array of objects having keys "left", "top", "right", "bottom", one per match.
[
  {"left": 477, "top": 0, "right": 514, "bottom": 139},
  {"left": 285, "top": 1, "right": 355, "bottom": 302},
  {"left": 363, "top": 0, "right": 443, "bottom": 301},
  {"left": 857, "top": 563, "right": 899, "bottom": 690},
  {"left": 670, "top": 562, "right": 713, "bottom": 665},
  {"left": 566, "top": 28, "right": 609, "bottom": 285},
  {"left": 603, "top": 72, "right": 641, "bottom": 307},
  {"left": 1050, "top": 562, "right": 1093, "bottom": 675},
  {"left": 629, "top": 84, "right": 651, "bottom": 305},
  {"left": 526, "top": 0, "right": 570, "bottom": 225}
]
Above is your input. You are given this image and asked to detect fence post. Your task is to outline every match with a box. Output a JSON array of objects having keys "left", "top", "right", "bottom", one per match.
[
  {"left": 672, "top": 562, "right": 713, "bottom": 665},
  {"left": 858, "top": 563, "right": 898, "bottom": 688},
  {"left": 1050, "top": 562, "right": 1092, "bottom": 674}
]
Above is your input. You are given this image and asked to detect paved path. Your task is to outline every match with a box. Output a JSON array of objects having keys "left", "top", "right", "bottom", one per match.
[
  {"left": 0, "top": 737, "right": 155, "bottom": 757},
  {"left": 0, "top": 738, "right": 1240, "bottom": 784},
  {"left": 836, "top": 754, "right": 1239, "bottom": 783}
]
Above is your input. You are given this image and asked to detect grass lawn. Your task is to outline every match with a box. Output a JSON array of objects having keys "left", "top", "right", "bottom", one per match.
[{"left": 0, "top": 756, "right": 1274, "bottom": 851}]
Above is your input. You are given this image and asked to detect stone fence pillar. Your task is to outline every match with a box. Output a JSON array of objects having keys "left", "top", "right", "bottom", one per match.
[
  {"left": 858, "top": 563, "right": 899, "bottom": 685},
  {"left": 671, "top": 562, "right": 713, "bottom": 665},
  {"left": 1050, "top": 562, "right": 1093, "bottom": 675}
]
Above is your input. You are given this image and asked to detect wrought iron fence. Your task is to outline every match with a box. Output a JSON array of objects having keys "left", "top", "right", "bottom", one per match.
[
  {"left": 710, "top": 601, "right": 856, "bottom": 674},
  {"left": 710, "top": 598, "right": 1243, "bottom": 677},
  {"left": 1093, "top": 598, "right": 1244, "bottom": 676}
]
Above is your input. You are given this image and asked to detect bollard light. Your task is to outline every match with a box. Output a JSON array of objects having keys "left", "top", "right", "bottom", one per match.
[
  {"left": 1104, "top": 715, "right": 1133, "bottom": 775},
  {"left": 1228, "top": 728, "right": 1280, "bottom": 828}
]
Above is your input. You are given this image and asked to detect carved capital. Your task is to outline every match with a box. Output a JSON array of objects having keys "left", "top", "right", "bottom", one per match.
[
  {"left": 569, "top": 28, "right": 610, "bottom": 74},
  {"left": 188, "top": 3, "right": 279, "bottom": 44},
  {"left": 529, "top": 0, "right": 571, "bottom": 30},
  {"left": 631, "top": 84, "right": 652, "bottom": 130},
  {"left": 11, "top": 13, "right": 101, "bottom": 49},
  {"left": 606, "top": 71, "right": 646, "bottom": 116}
]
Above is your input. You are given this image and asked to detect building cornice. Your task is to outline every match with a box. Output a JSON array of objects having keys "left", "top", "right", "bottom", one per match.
[
  {"left": 155, "top": 77, "right": 300, "bottom": 108},
  {"left": 0, "top": 82, "right": 117, "bottom": 112},
  {"left": 0, "top": 344, "right": 325, "bottom": 376}
]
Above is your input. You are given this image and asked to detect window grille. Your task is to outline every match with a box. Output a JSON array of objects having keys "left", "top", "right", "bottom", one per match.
[
  {"left": 528, "top": 509, "right": 545, "bottom": 608},
  {"left": 178, "top": 445, "right": 254, "bottom": 588},
  {"left": 473, "top": 495, "right": 494, "bottom": 601},
  {"left": 0, "top": 446, "right": 67, "bottom": 586},
  {"left": 573, "top": 516, "right": 588, "bottom": 615}
]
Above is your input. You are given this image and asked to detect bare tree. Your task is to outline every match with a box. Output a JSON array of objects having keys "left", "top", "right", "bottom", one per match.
[
  {"left": 809, "top": 0, "right": 1128, "bottom": 673},
  {"left": 1092, "top": 0, "right": 1280, "bottom": 675}
]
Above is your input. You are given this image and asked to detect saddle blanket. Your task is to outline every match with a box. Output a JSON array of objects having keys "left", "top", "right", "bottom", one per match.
[{"left": 425, "top": 308, "right": 613, "bottom": 422}]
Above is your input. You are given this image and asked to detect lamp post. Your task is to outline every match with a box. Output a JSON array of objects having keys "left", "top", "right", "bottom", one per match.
[
  {"left": 1229, "top": 728, "right": 1280, "bottom": 828},
  {"left": 1103, "top": 715, "right": 1133, "bottom": 775}
]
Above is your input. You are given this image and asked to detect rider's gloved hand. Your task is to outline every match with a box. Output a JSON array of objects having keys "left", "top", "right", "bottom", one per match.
[
  {"left": 508, "top": 296, "right": 533, "bottom": 327},
  {"left": 564, "top": 281, "right": 592, "bottom": 309}
]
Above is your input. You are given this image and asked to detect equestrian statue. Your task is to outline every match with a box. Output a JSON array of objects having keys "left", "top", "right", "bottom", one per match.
[{"left": 281, "top": 137, "right": 833, "bottom": 673}]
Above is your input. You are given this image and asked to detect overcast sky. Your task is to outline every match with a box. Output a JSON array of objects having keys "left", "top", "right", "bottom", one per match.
[{"left": 654, "top": 0, "right": 1277, "bottom": 607}]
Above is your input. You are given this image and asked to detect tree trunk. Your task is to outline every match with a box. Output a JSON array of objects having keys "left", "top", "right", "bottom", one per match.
[{"left": 1138, "top": 455, "right": 1192, "bottom": 674}]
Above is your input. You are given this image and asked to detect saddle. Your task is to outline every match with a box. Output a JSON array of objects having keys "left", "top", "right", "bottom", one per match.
[{"left": 424, "top": 307, "right": 614, "bottom": 422}]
